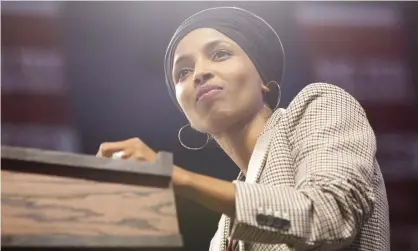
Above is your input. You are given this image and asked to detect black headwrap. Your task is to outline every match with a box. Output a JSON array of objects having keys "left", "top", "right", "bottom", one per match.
[{"left": 164, "top": 7, "right": 285, "bottom": 111}]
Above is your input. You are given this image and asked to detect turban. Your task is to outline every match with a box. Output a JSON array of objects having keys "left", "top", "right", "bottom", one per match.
[{"left": 164, "top": 7, "right": 285, "bottom": 110}]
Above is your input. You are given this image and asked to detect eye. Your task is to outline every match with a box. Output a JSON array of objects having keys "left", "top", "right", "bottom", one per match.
[
  {"left": 177, "top": 68, "right": 193, "bottom": 82},
  {"left": 212, "top": 50, "right": 231, "bottom": 61}
]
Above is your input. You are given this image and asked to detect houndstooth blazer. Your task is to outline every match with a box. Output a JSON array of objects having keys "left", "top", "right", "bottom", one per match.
[{"left": 209, "top": 83, "right": 390, "bottom": 251}]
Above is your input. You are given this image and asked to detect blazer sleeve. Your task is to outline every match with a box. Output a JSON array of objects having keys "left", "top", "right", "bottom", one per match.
[{"left": 230, "top": 83, "right": 377, "bottom": 250}]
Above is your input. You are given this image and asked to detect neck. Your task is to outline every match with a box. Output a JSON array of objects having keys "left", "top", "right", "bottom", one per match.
[{"left": 213, "top": 106, "right": 272, "bottom": 176}]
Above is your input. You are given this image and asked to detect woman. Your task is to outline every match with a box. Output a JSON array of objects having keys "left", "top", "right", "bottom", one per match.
[{"left": 97, "top": 7, "right": 389, "bottom": 251}]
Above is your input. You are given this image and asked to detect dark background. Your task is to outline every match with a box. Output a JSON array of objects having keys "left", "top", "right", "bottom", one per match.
[{"left": 2, "top": 1, "right": 418, "bottom": 250}]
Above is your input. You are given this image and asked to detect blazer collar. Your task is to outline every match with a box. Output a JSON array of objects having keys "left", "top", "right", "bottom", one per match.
[{"left": 264, "top": 108, "right": 286, "bottom": 133}]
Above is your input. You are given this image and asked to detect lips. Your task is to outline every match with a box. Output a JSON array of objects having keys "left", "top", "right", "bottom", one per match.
[{"left": 195, "top": 84, "right": 223, "bottom": 102}]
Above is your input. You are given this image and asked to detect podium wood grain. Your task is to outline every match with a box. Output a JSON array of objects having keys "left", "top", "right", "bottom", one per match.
[{"left": 1, "top": 146, "right": 182, "bottom": 249}]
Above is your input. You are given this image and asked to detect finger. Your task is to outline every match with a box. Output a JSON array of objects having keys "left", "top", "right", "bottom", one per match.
[
  {"left": 119, "top": 148, "right": 135, "bottom": 159},
  {"left": 97, "top": 142, "right": 127, "bottom": 157},
  {"left": 131, "top": 151, "right": 148, "bottom": 162},
  {"left": 116, "top": 148, "right": 148, "bottom": 162}
]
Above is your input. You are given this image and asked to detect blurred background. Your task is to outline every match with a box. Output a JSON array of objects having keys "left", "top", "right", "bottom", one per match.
[{"left": 2, "top": 1, "right": 418, "bottom": 250}]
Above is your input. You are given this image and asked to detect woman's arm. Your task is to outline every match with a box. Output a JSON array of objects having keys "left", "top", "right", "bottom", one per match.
[{"left": 173, "top": 166, "right": 236, "bottom": 217}]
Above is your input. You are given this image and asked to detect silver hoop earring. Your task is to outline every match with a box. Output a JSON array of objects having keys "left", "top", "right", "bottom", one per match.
[
  {"left": 265, "top": 80, "right": 282, "bottom": 110},
  {"left": 178, "top": 124, "right": 210, "bottom": 150}
]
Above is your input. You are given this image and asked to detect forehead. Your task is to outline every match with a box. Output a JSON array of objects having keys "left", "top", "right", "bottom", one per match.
[{"left": 174, "top": 28, "right": 236, "bottom": 58}]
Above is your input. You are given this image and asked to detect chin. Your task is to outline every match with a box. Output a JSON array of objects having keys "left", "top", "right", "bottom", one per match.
[{"left": 195, "top": 107, "right": 243, "bottom": 135}]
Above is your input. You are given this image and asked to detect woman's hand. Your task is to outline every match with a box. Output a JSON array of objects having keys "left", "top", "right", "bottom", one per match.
[
  {"left": 96, "top": 137, "right": 192, "bottom": 188},
  {"left": 96, "top": 137, "right": 157, "bottom": 162},
  {"left": 96, "top": 137, "right": 236, "bottom": 217}
]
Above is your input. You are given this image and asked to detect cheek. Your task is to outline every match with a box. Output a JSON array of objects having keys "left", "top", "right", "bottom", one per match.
[
  {"left": 175, "top": 83, "right": 195, "bottom": 114},
  {"left": 175, "top": 85, "right": 186, "bottom": 109},
  {"left": 175, "top": 84, "right": 201, "bottom": 128},
  {"left": 224, "top": 60, "right": 262, "bottom": 95}
]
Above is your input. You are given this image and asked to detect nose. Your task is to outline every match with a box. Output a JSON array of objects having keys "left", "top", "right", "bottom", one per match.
[
  {"left": 193, "top": 60, "right": 214, "bottom": 86},
  {"left": 193, "top": 71, "right": 214, "bottom": 86}
]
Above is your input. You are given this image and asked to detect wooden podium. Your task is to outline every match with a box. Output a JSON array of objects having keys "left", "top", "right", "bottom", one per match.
[{"left": 1, "top": 145, "right": 183, "bottom": 250}]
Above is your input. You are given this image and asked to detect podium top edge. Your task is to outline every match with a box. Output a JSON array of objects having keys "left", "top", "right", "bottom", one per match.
[{"left": 1, "top": 145, "right": 174, "bottom": 186}]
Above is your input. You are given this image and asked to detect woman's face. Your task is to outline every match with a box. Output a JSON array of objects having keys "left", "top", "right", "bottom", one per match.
[{"left": 172, "top": 28, "right": 265, "bottom": 135}]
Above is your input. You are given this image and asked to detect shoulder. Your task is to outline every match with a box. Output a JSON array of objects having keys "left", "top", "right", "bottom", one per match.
[
  {"left": 284, "top": 82, "right": 367, "bottom": 121},
  {"left": 281, "top": 83, "right": 375, "bottom": 150},
  {"left": 265, "top": 83, "right": 364, "bottom": 132},
  {"left": 290, "top": 82, "right": 360, "bottom": 108}
]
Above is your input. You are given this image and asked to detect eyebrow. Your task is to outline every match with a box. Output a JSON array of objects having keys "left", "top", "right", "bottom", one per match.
[{"left": 173, "top": 39, "right": 230, "bottom": 70}]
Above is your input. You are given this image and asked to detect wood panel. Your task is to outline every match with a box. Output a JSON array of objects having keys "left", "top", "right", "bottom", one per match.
[
  {"left": 1, "top": 170, "right": 181, "bottom": 248},
  {"left": 1, "top": 146, "right": 182, "bottom": 248}
]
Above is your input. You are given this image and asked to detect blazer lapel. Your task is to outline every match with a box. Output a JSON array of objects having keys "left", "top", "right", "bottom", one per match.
[
  {"left": 246, "top": 108, "right": 285, "bottom": 184},
  {"left": 245, "top": 130, "right": 272, "bottom": 183}
]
